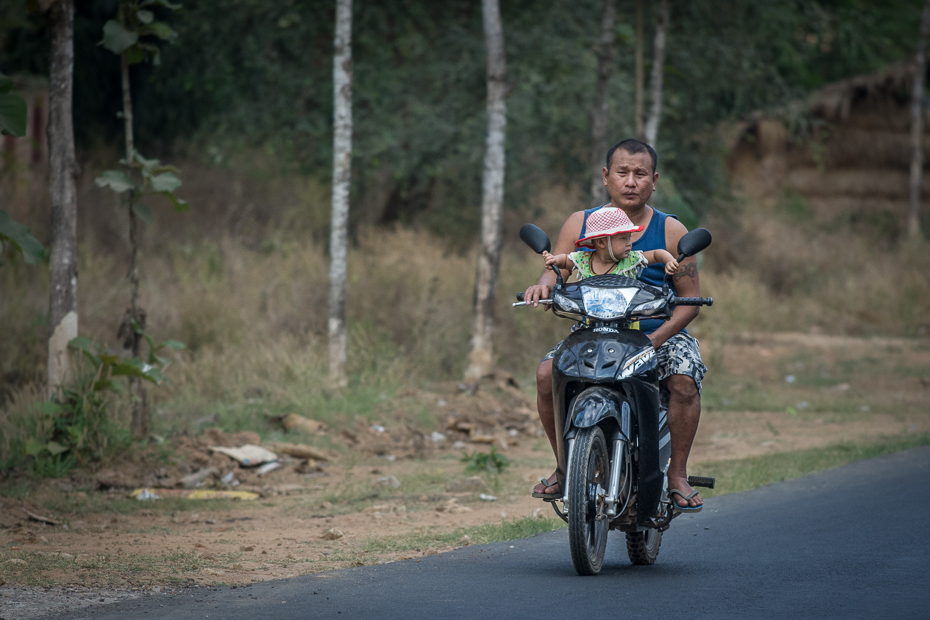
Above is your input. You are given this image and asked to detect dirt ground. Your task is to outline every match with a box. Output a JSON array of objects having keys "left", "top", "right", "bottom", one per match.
[{"left": 1, "top": 332, "right": 928, "bottom": 619}]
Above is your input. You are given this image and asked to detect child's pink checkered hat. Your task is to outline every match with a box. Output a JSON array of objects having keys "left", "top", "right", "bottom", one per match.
[{"left": 575, "top": 207, "right": 644, "bottom": 248}]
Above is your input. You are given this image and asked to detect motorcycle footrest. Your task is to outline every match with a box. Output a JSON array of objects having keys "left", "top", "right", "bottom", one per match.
[{"left": 688, "top": 475, "right": 715, "bottom": 489}]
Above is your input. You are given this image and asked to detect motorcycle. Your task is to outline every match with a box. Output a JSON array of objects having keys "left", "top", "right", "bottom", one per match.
[{"left": 514, "top": 224, "right": 715, "bottom": 575}]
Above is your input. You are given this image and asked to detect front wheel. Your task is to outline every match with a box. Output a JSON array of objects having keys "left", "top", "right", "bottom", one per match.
[
  {"left": 625, "top": 528, "right": 662, "bottom": 565},
  {"left": 567, "top": 426, "right": 609, "bottom": 576}
]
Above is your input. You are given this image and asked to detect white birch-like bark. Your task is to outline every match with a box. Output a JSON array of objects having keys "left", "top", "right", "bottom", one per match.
[
  {"left": 329, "top": 0, "right": 353, "bottom": 387},
  {"left": 634, "top": 0, "right": 645, "bottom": 141},
  {"left": 464, "top": 0, "right": 508, "bottom": 381},
  {"left": 644, "top": 0, "right": 669, "bottom": 148},
  {"left": 908, "top": 0, "right": 930, "bottom": 239},
  {"left": 47, "top": 0, "right": 79, "bottom": 397},
  {"left": 590, "top": 0, "right": 617, "bottom": 206}
]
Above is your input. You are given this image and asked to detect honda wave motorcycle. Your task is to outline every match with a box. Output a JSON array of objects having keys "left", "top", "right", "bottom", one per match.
[{"left": 514, "top": 224, "right": 715, "bottom": 576}]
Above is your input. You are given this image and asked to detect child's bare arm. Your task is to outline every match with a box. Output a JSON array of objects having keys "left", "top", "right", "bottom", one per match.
[
  {"left": 642, "top": 249, "right": 680, "bottom": 275},
  {"left": 542, "top": 251, "right": 573, "bottom": 271}
]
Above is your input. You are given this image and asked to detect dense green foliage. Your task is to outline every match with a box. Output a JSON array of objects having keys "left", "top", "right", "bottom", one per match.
[{"left": 0, "top": 0, "right": 923, "bottom": 230}]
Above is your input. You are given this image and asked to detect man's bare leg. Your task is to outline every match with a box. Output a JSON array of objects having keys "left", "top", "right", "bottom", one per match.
[
  {"left": 532, "top": 359, "right": 560, "bottom": 494},
  {"left": 663, "top": 373, "right": 702, "bottom": 508}
]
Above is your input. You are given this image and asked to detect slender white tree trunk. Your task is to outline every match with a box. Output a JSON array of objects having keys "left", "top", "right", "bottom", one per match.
[
  {"left": 644, "top": 0, "right": 669, "bottom": 147},
  {"left": 464, "top": 0, "right": 508, "bottom": 382},
  {"left": 909, "top": 0, "right": 930, "bottom": 239},
  {"left": 590, "top": 0, "right": 617, "bottom": 206},
  {"left": 634, "top": 0, "right": 644, "bottom": 141},
  {"left": 329, "top": 0, "right": 353, "bottom": 387},
  {"left": 47, "top": 0, "right": 79, "bottom": 398}
]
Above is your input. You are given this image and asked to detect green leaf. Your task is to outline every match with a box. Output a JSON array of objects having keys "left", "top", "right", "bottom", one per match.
[
  {"left": 46, "top": 441, "right": 68, "bottom": 456},
  {"left": 0, "top": 79, "right": 27, "bottom": 137},
  {"left": 24, "top": 437, "right": 45, "bottom": 457},
  {"left": 109, "top": 358, "right": 161, "bottom": 384},
  {"left": 100, "top": 20, "right": 139, "bottom": 54},
  {"left": 137, "top": 9, "right": 154, "bottom": 24},
  {"left": 69, "top": 337, "right": 102, "bottom": 367},
  {"left": 161, "top": 340, "right": 186, "bottom": 350},
  {"left": 97, "top": 353, "right": 122, "bottom": 366},
  {"left": 126, "top": 46, "right": 146, "bottom": 65},
  {"left": 138, "top": 21, "right": 177, "bottom": 42},
  {"left": 145, "top": 366, "right": 165, "bottom": 384},
  {"left": 149, "top": 171, "right": 181, "bottom": 193},
  {"left": 135, "top": 42, "right": 162, "bottom": 66},
  {"left": 168, "top": 195, "right": 189, "bottom": 213},
  {"left": 132, "top": 202, "right": 153, "bottom": 226},
  {"left": 133, "top": 151, "right": 160, "bottom": 172},
  {"left": 93, "top": 378, "right": 116, "bottom": 392},
  {"left": 36, "top": 401, "right": 63, "bottom": 416},
  {"left": 95, "top": 169, "right": 134, "bottom": 193},
  {"left": 67, "top": 336, "right": 96, "bottom": 353},
  {"left": 0, "top": 210, "right": 46, "bottom": 265}
]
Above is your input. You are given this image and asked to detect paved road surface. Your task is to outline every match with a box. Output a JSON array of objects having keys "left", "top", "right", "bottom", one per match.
[{"left": 42, "top": 446, "right": 930, "bottom": 619}]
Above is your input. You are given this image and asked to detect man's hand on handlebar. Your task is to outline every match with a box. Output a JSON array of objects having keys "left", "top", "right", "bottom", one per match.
[{"left": 522, "top": 284, "right": 552, "bottom": 308}]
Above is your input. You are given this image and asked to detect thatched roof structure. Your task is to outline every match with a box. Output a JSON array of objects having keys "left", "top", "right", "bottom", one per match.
[
  {"left": 728, "top": 60, "right": 925, "bottom": 231},
  {"left": 805, "top": 60, "right": 916, "bottom": 122}
]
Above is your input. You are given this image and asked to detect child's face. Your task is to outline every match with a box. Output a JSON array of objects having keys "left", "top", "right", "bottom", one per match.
[{"left": 598, "top": 233, "right": 632, "bottom": 259}]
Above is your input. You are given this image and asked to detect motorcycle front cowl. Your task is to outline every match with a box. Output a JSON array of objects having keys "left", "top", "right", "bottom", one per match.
[{"left": 554, "top": 328, "right": 658, "bottom": 383}]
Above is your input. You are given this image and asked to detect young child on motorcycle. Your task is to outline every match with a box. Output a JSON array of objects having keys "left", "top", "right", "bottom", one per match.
[{"left": 541, "top": 207, "right": 680, "bottom": 279}]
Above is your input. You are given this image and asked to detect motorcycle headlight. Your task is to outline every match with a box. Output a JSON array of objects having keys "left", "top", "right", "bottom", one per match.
[
  {"left": 630, "top": 299, "right": 665, "bottom": 316},
  {"left": 553, "top": 291, "right": 582, "bottom": 313}
]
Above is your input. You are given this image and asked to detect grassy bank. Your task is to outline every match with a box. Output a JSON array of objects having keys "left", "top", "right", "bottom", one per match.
[{"left": 2, "top": 159, "right": 930, "bottom": 469}]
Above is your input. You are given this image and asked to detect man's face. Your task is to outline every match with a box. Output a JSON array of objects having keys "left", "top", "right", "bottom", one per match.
[{"left": 602, "top": 150, "right": 658, "bottom": 210}]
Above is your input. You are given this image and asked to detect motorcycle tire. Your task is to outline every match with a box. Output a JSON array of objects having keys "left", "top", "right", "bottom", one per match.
[
  {"left": 625, "top": 528, "right": 662, "bottom": 565},
  {"left": 567, "top": 426, "right": 609, "bottom": 576}
]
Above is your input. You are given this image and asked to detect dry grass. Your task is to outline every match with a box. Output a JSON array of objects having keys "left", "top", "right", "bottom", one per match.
[{"left": 2, "top": 159, "right": 929, "bottom": 460}]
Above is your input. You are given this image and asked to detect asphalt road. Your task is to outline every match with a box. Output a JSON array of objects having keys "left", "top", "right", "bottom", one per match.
[{"left": 43, "top": 446, "right": 930, "bottom": 620}]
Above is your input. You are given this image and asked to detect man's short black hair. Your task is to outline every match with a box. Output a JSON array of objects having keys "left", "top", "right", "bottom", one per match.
[{"left": 606, "top": 139, "right": 658, "bottom": 174}]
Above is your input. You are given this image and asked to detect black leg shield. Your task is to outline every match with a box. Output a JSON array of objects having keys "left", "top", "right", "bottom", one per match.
[{"left": 625, "top": 380, "right": 662, "bottom": 524}]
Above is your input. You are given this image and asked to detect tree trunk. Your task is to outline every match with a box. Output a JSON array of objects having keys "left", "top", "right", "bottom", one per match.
[
  {"left": 464, "top": 0, "right": 508, "bottom": 382},
  {"left": 118, "top": 3, "right": 148, "bottom": 437},
  {"left": 329, "top": 0, "right": 353, "bottom": 387},
  {"left": 46, "top": 0, "right": 79, "bottom": 398},
  {"left": 634, "top": 0, "right": 644, "bottom": 141},
  {"left": 644, "top": 0, "right": 669, "bottom": 148},
  {"left": 909, "top": 0, "right": 930, "bottom": 239},
  {"left": 589, "top": 0, "right": 617, "bottom": 206}
]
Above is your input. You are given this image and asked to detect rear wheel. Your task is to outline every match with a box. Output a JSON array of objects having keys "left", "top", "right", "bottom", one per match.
[
  {"left": 625, "top": 528, "right": 662, "bottom": 565},
  {"left": 567, "top": 426, "right": 609, "bottom": 576}
]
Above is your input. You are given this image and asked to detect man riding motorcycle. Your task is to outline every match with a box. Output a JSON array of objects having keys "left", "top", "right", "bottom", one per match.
[{"left": 522, "top": 138, "right": 707, "bottom": 512}]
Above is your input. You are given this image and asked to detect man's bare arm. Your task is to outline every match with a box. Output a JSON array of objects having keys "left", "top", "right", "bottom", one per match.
[{"left": 647, "top": 218, "right": 701, "bottom": 349}]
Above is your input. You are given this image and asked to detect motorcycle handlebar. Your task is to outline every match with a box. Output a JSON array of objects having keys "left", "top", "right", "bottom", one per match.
[
  {"left": 675, "top": 296, "right": 713, "bottom": 306},
  {"left": 516, "top": 292, "right": 713, "bottom": 307}
]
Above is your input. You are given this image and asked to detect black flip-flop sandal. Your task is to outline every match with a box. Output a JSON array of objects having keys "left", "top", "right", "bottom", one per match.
[
  {"left": 531, "top": 477, "right": 561, "bottom": 499},
  {"left": 668, "top": 488, "right": 703, "bottom": 513}
]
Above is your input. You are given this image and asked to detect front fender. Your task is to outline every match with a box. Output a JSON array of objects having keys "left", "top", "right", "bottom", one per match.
[{"left": 569, "top": 386, "right": 631, "bottom": 437}]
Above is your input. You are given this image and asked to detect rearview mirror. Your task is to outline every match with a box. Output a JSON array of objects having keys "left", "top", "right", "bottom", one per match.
[
  {"left": 519, "top": 224, "right": 551, "bottom": 254},
  {"left": 677, "top": 228, "right": 712, "bottom": 260}
]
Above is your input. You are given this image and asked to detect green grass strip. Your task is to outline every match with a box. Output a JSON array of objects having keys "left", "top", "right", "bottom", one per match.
[{"left": 696, "top": 433, "right": 930, "bottom": 498}]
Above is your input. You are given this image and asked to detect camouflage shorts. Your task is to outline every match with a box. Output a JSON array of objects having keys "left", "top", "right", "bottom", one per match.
[
  {"left": 654, "top": 331, "right": 707, "bottom": 399},
  {"left": 542, "top": 331, "right": 706, "bottom": 399}
]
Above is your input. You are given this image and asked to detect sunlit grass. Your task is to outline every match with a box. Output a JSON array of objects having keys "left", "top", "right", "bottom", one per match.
[{"left": 697, "top": 433, "right": 930, "bottom": 499}]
